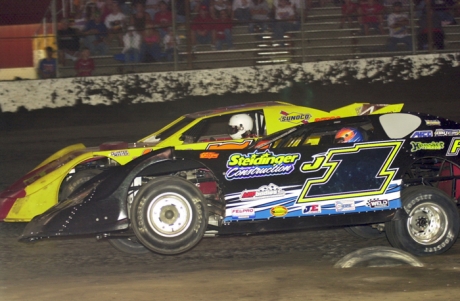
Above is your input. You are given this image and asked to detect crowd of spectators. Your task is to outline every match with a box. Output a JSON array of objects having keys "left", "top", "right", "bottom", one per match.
[{"left": 46, "top": 0, "right": 459, "bottom": 77}]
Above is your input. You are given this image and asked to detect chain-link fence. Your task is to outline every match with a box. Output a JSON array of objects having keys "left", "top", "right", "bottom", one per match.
[{"left": 1, "top": 0, "right": 460, "bottom": 80}]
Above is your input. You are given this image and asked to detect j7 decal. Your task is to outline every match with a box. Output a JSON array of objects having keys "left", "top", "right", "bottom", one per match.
[
  {"left": 296, "top": 141, "right": 403, "bottom": 203},
  {"left": 225, "top": 150, "right": 301, "bottom": 181},
  {"left": 446, "top": 137, "right": 460, "bottom": 156}
]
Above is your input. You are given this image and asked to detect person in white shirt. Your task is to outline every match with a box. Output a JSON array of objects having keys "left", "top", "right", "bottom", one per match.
[
  {"left": 387, "top": 1, "right": 413, "bottom": 51},
  {"left": 273, "top": 0, "right": 299, "bottom": 40},
  {"left": 105, "top": 2, "right": 126, "bottom": 46},
  {"left": 123, "top": 26, "right": 142, "bottom": 63},
  {"left": 233, "top": 0, "right": 252, "bottom": 22}
]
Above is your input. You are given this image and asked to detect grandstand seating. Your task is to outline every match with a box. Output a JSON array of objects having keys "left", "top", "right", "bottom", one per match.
[{"left": 57, "top": 3, "right": 460, "bottom": 77}]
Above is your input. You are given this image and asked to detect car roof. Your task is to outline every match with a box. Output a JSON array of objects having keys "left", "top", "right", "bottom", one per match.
[{"left": 185, "top": 101, "right": 293, "bottom": 119}]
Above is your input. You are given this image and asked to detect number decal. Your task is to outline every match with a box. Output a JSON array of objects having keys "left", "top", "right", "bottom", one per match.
[{"left": 297, "top": 141, "right": 403, "bottom": 203}]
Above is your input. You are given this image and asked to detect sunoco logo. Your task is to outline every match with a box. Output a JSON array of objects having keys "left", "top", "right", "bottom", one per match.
[
  {"left": 279, "top": 111, "right": 311, "bottom": 124},
  {"left": 226, "top": 150, "right": 301, "bottom": 180},
  {"left": 240, "top": 183, "right": 285, "bottom": 200},
  {"left": 366, "top": 199, "right": 389, "bottom": 208}
]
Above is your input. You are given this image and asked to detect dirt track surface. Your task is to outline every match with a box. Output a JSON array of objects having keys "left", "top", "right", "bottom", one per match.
[{"left": 1, "top": 78, "right": 460, "bottom": 300}]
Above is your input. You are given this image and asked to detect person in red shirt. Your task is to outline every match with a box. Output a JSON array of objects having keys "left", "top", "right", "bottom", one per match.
[
  {"left": 340, "top": 0, "right": 358, "bottom": 29},
  {"left": 214, "top": 9, "right": 233, "bottom": 50},
  {"left": 191, "top": 5, "right": 216, "bottom": 51},
  {"left": 358, "top": 0, "right": 384, "bottom": 35},
  {"left": 153, "top": 1, "right": 173, "bottom": 37},
  {"left": 74, "top": 48, "right": 95, "bottom": 76}
]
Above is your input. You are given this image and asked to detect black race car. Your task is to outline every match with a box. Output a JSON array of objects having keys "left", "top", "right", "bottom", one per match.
[{"left": 20, "top": 111, "right": 460, "bottom": 256}]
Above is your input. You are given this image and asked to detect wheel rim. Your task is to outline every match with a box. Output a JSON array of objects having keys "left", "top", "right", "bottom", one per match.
[
  {"left": 146, "top": 192, "right": 193, "bottom": 237},
  {"left": 406, "top": 201, "right": 448, "bottom": 245}
]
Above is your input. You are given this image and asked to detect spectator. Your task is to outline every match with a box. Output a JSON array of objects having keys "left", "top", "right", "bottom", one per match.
[
  {"left": 141, "top": 25, "right": 163, "bottom": 62},
  {"left": 74, "top": 47, "right": 95, "bottom": 76},
  {"left": 105, "top": 1, "right": 126, "bottom": 46},
  {"left": 418, "top": 7, "right": 445, "bottom": 49},
  {"left": 163, "top": 26, "right": 181, "bottom": 61},
  {"left": 215, "top": 9, "right": 234, "bottom": 49},
  {"left": 57, "top": 18, "right": 80, "bottom": 65},
  {"left": 431, "top": 0, "right": 457, "bottom": 25},
  {"left": 153, "top": 1, "right": 173, "bottom": 37},
  {"left": 358, "top": 0, "right": 385, "bottom": 35},
  {"left": 82, "top": 11, "right": 109, "bottom": 55},
  {"left": 191, "top": 5, "right": 216, "bottom": 50},
  {"left": 387, "top": 1, "right": 413, "bottom": 51},
  {"left": 232, "top": 0, "right": 252, "bottom": 22},
  {"left": 38, "top": 46, "right": 57, "bottom": 79},
  {"left": 249, "top": 0, "right": 271, "bottom": 32},
  {"left": 130, "top": 2, "right": 152, "bottom": 34},
  {"left": 145, "top": 0, "right": 162, "bottom": 19},
  {"left": 123, "top": 26, "right": 142, "bottom": 63},
  {"left": 273, "top": 0, "right": 300, "bottom": 41},
  {"left": 209, "top": 0, "right": 232, "bottom": 19},
  {"left": 340, "top": 0, "right": 358, "bottom": 28}
]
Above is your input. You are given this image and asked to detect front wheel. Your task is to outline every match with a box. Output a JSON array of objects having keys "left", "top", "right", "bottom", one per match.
[
  {"left": 130, "top": 176, "right": 208, "bottom": 255},
  {"left": 386, "top": 186, "right": 459, "bottom": 256},
  {"left": 59, "top": 169, "right": 102, "bottom": 201}
]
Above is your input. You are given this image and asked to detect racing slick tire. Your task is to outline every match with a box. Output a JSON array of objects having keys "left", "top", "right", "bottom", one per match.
[
  {"left": 59, "top": 169, "right": 102, "bottom": 201},
  {"left": 130, "top": 176, "right": 208, "bottom": 255},
  {"left": 345, "top": 225, "right": 385, "bottom": 240},
  {"left": 108, "top": 237, "right": 150, "bottom": 255},
  {"left": 385, "top": 186, "right": 459, "bottom": 256}
]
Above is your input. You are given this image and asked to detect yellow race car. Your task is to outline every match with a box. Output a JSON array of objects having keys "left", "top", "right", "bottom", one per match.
[{"left": 0, "top": 101, "right": 403, "bottom": 222}]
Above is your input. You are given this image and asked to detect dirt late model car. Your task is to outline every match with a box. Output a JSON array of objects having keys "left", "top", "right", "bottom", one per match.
[
  {"left": 20, "top": 110, "right": 460, "bottom": 257},
  {"left": 0, "top": 101, "right": 403, "bottom": 223}
]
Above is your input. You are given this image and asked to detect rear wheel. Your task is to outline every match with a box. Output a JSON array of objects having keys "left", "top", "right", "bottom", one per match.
[
  {"left": 386, "top": 186, "right": 459, "bottom": 256},
  {"left": 59, "top": 169, "right": 102, "bottom": 201},
  {"left": 130, "top": 176, "right": 208, "bottom": 255}
]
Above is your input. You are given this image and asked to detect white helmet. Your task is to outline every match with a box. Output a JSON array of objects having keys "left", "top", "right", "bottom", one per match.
[{"left": 228, "top": 114, "right": 254, "bottom": 139}]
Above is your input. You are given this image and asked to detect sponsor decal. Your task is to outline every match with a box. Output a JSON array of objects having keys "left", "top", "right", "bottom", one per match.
[
  {"left": 225, "top": 150, "right": 301, "bottom": 180},
  {"left": 434, "top": 129, "right": 460, "bottom": 137},
  {"left": 335, "top": 201, "right": 355, "bottom": 212},
  {"left": 302, "top": 204, "right": 321, "bottom": 214},
  {"left": 231, "top": 208, "right": 255, "bottom": 218},
  {"left": 446, "top": 137, "right": 460, "bottom": 156},
  {"left": 270, "top": 206, "right": 288, "bottom": 217},
  {"left": 110, "top": 150, "right": 129, "bottom": 157},
  {"left": 410, "top": 141, "right": 444, "bottom": 152},
  {"left": 142, "top": 149, "right": 153, "bottom": 155},
  {"left": 410, "top": 130, "right": 433, "bottom": 138},
  {"left": 240, "top": 183, "right": 285, "bottom": 200},
  {"left": 425, "top": 120, "right": 441, "bottom": 126},
  {"left": 200, "top": 152, "right": 219, "bottom": 159},
  {"left": 366, "top": 198, "right": 389, "bottom": 208},
  {"left": 206, "top": 140, "right": 252, "bottom": 150},
  {"left": 279, "top": 111, "right": 311, "bottom": 124}
]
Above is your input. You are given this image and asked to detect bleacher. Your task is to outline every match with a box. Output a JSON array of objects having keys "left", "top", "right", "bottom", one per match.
[{"left": 57, "top": 3, "right": 460, "bottom": 77}]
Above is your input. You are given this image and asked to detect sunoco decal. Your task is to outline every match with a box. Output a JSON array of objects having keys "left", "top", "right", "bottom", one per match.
[
  {"left": 240, "top": 183, "right": 285, "bottom": 200},
  {"left": 270, "top": 206, "right": 288, "bottom": 217},
  {"left": 279, "top": 111, "right": 311, "bottom": 124},
  {"left": 434, "top": 129, "right": 460, "bottom": 137},
  {"left": 410, "top": 141, "right": 444, "bottom": 152},
  {"left": 225, "top": 150, "right": 301, "bottom": 180}
]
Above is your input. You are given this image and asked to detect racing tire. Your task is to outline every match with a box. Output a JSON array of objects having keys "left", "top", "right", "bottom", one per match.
[
  {"left": 130, "top": 176, "right": 208, "bottom": 255},
  {"left": 108, "top": 237, "right": 150, "bottom": 255},
  {"left": 59, "top": 169, "right": 102, "bottom": 201},
  {"left": 385, "top": 186, "right": 459, "bottom": 256},
  {"left": 345, "top": 225, "right": 385, "bottom": 240}
]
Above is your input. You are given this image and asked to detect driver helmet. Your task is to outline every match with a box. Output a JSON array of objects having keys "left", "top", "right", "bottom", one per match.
[
  {"left": 228, "top": 114, "right": 254, "bottom": 139},
  {"left": 334, "top": 127, "right": 363, "bottom": 143}
]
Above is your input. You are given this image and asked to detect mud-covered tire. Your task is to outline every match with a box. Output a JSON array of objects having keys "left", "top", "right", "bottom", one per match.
[
  {"left": 345, "top": 225, "right": 385, "bottom": 240},
  {"left": 386, "top": 186, "right": 459, "bottom": 256},
  {"left": 130, "top": 176, "right": 208, "bottom": 255},
  {"left": 59, "top": 169, "right": 102, "bottom": 201},
  {"left": 108, "top": 237, "right": 150, "bottom": 255}
]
